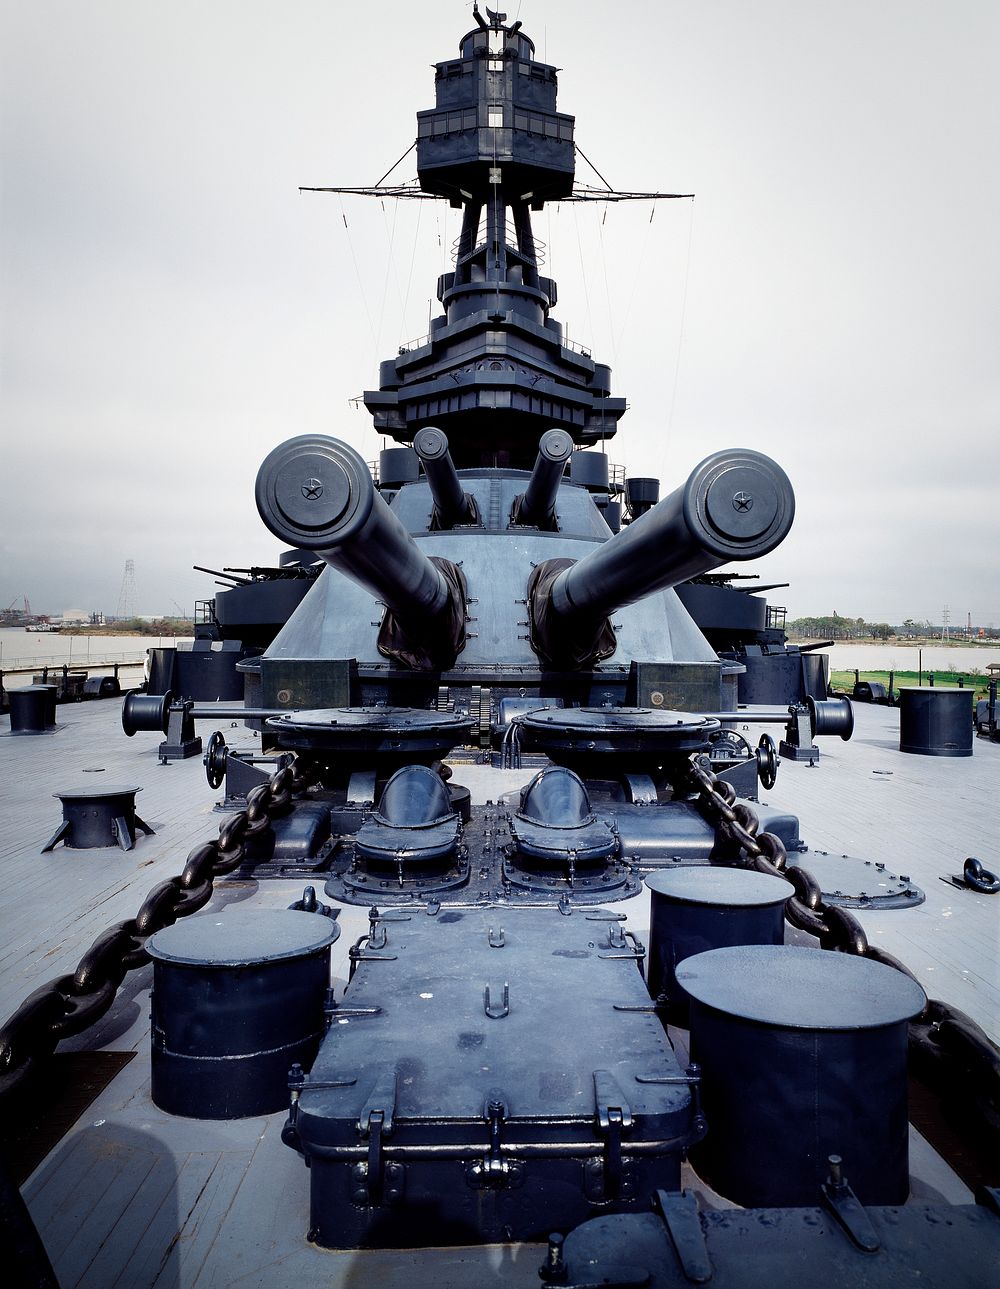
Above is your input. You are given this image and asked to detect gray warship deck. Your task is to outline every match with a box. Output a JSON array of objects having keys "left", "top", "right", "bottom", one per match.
[{"left": 1, "top": 698, "right": 996, "bottom": 1286}]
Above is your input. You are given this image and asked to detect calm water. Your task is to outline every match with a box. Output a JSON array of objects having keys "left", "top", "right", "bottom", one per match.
[
  {"left": 4, "top": 630, "right": 994, "bottom": 689},
  {"left": 0, "top": 629, "right": 184, "bottom": 688}
]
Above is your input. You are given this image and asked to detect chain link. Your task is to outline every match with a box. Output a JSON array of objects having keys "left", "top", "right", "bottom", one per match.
[
  {"left": 0, "top": 756, "right": 316, "bottom": 1103},
  {"left": 3, "top": 748, "right": 995, "bottom": 1154},
  {"left": 686, "top": 752, "right": 1000, "bottom": 1132}
]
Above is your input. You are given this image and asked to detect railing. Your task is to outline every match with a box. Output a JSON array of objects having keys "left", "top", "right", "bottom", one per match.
[
  {"left": 0, "top": 652, "right": 148, "bottom": 674},
  {"left": 397, "top": 318, "right": 592, "bottom": 361}
]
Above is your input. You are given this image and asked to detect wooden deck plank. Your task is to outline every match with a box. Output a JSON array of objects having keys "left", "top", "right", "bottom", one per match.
[
  {"left": 31, "top": 1131, "right": 158, "bottom": 1270},
  {"left": 765, "top": 703, "right": 1000, "bottom": 1040},
  {"left": 74, "top": 1148, "right": 207, "bottom": 1289},
  {"left": 161, "top": 1149, "right": 258, "bottom": 1289}
]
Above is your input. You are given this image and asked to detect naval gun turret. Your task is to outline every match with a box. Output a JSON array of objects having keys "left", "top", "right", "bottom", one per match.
[
  {"left": 135, "top": 3, "right": 824, "bottom": 811},
  {"left": 255, "top": 431, "right": 794, "bottom": 680}
]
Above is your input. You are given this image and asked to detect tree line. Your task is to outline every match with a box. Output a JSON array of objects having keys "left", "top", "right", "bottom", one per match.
[{"left": 787, "top": 615, "right": 933, "bottom": 642}]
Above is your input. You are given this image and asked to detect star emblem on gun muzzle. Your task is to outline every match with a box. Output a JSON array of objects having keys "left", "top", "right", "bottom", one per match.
[
  {"left": 302, "top": 478, "right": 324, "bottom": 500},
  {"left": 732, "top": 491, "right": 753, "bottom": 512}
]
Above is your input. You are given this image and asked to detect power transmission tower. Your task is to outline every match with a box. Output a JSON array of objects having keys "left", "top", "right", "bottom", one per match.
[
  {"left": 116, "top": 559, "right": 137, "bottom": 621},
  {"left": 941, "top": 605, "right": 950, "bottom": 641}
]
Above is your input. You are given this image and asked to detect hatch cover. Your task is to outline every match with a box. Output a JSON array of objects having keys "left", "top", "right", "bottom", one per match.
[{"left": 790, "top": 851, "right": 925, "bottom": 909}]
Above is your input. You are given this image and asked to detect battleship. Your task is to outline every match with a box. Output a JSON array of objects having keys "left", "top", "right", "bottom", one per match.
[{"left": 2, "top": 6, "right": 998, "bottom": 1287}]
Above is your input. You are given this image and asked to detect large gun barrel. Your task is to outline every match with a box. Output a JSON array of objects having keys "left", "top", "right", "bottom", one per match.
[
  {"left": 413, "top": 427, "right": 478, "bottom": 528},
  {"left": 512, "top": 429, "right": 574, "bottom": 528},
  {"left": 255, "top": 435, "right": 467, "bottom": 669},
  {"left": 530, "top": 449, "right": 795, "bottom": 667}
]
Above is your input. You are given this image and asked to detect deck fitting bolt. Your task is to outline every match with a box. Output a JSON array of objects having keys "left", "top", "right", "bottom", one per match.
[{"left": 540, "top": 1232, "right": 567, "bottom": 1283}]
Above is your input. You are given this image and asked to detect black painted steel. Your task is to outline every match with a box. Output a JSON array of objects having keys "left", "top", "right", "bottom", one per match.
[
  {"left": 645, "top": 869, "right": 792, "bottom": 1024},
  {"left": 552, "top": 1199, "right": 1000, "bottom": 1289},
  {"left": 173, "top": 642, "right": 246, "bottom": 703},
  {"left": 365, "top": 14, "right": 626, "bottom": 465},
  {"left": 122, "top": 690, "right": 173, "bottom": 736},
  {"left": 7, "top": 686, "right": 51, "bottom": 734},
  {"left": 377, "top": 446, "right": 419, "bottom": 488},
  {"left": 266, "top": 707, "right": 473, "bottom": 765},
  {"left": 511, "top": 767, "right": 617, "bottom": 866},
  {"left": 256, "top": 435, "right": 450, "bottom": 619},
  {"left": 255, "top": 434, "right": 467, "bottom": 668},
  {"left": 42, "top": 785, "right": 153, "bottom": 852},
  {"left": 355, "top": 765, "right": 461, "bottom": 869},
  {"left": 807, "top": 694, "right": 854, "bottom": 739},
  {"left": 569, "top": 450, "right": 610, "bottom": 492},
  {"left": 83, "top": 674, "right": 121, "bottom": 699},
  {"left": 529, "top": 450, "right": 794, "bottom": 667},
  {"left": 521, "top": 707, "right": 720, "bottom": 769},
  {"left": 899, "top": 686, "right": 974, "bottom": 757},
  {"left": 290, "top": 906, "right": 698, "bottom": 1249},
  {"left": 145, "top": 648, "right": 175, "bottom": 697},
  {"left": 556, "top": 450, "right": 795, "bottom": 620},
  {"left": 147, "top": 909, "right": 339, "bottom": 1119},
  {"left": 35, "top": 684, "right": 58, "bottom": 726},
  {"left": 678, "top": 945, "right": 926, "bottom": 1206},
  {"left": 413, "top": 427, "right": 478, "bottom": 527},
  {"left": 513, "top": 429, "right": 574, "bottom": 527},
  {"left": 624, "top": 476, "right": 659, "bottom": 518}
]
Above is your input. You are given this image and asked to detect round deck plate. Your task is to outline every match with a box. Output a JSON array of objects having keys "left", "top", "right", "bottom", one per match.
[
  {"left": 266, "top": 707, "right": 474, "bottom": 756},
  {"left": 677, "top": 944, "right": 926, "bottom": 1029},
  {"left": 521, "top": 707, "right": 720, "bottom": 759},
  {"left": 147, "top": 908, "right": 339, "bottom": 966},
  {"left": 645, "top": 867, "right": 793, "bottom": 906},
  {"left": 791, "top": 851, "right": 925, "bottom": 909},
  {"left": 53, "top": 785, "right": 142, "bottom": 801}
]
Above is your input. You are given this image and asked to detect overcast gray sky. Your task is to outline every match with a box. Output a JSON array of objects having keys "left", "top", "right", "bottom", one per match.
[{"left": 2, "top": 0, "right": 998, "bottom": 626}]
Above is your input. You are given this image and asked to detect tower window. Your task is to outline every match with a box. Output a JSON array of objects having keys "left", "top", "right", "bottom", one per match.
[{"left": 488, "top": 108, "right": 503, "bottom": 128}]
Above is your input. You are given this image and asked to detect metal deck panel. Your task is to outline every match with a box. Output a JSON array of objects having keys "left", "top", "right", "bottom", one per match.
[{"left": 2, "top": 698, "right": 996, "bottom": 1286}]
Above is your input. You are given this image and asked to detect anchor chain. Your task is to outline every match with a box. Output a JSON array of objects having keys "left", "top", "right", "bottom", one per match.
[
  {"left": 686, "top": 752, "right": 1000, "bottom": 1142},
  {"left": 687, "top": 753, "right": 881, "bottom": 953},
  {"left": 0, "top": 757, "right": 317, "bottom": 1104}
]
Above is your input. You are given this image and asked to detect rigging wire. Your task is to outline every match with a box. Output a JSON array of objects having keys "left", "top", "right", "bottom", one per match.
[
  {"left": 614, "top": 198, "right": 660, "bottom": 363},
  {"left": 571, "top": 202, "right": 595, "bottom": 346},
  {"left": 597, "top": 200, "right": 618, "bottom": 377},
  {"left": 399, "top": 197, "right": 424, "bottom": 348},
  {"left": 666, "top": 197, "right": 696, "bottom": 444},
  {"left": 302, "top": 182, "right": 691, "bottom": 203},
  {"left": 574, "top": 144, "right": 615, "bottom": 193},
  {"left": 337, "top": 194, "right": 378, "bottom": 352},
  {"left": 373, "top": 141, "right": 417, "bottom": 189},
  {"left": 374, "top": 197, "right": 402, "bottom": 366}
]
